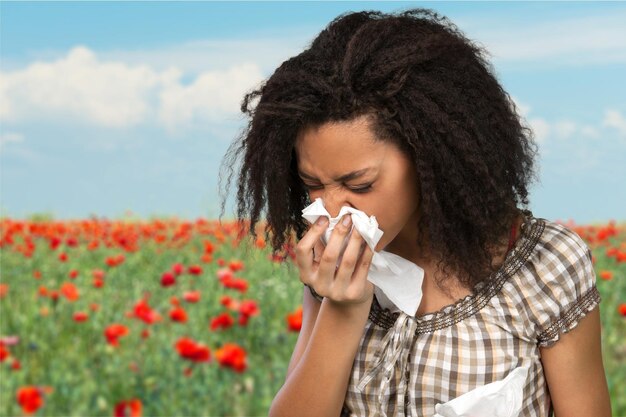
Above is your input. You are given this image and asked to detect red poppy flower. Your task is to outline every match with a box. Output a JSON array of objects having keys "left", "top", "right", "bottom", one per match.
[
  {"left": 58, "top": 252, "right": 68, "bottom": 262},
  {"left": 132, "top": 298, "right": 162, "bottom": 324},
  {"left": 104, "top": 324, "right": 129, "bottom": 346},
  {"left": 219, "top": 276, "right": 249, "bottom": 293},
  {"left": 238, "top": 299, "right": 260, "bottom": 326},
  {"left": 188, "top": 264, "right": 203, "bottom": 275},
  {"left": 60, "top": 282, "right": 80, "bottom": 301},
  {"left": 238, "top": 314, "right": 249, "bottom": 326},
  {"left": 92, "top": 269, "right": 105, "bottom": 280},
  {"left": 169, "top": 307, "right": 188, "bottom": 322},
  {"left": 73, "top": 312, "right": 89, "bottom": 322},
  {"left": 0, "top": 343, "right": 9, "bottom": 362},
  {"left": 599, "top": 270, "right": 613, "bottom": 281},
  {"left": 160, "top": 272, "right": 176, "bottom": 287},
  {"left": 232, "top": 278, "right": 249, "bottom": 292},
  {"left": 238, "top": 299, "right": 260, "bottom": 318},
  {"left": 210, "top": 312, "right": 235, "bottom": 331},
  {"left": 0, "top": 283, "right": 8, "bottom": 298},
  {"left": 175, "top": 337, "right": 211, "bottom": 362},
  {"left": 171, "top": 262, "right": 185, "bottom": 276},
  {"left": 255, "top": 237, "right": 266, "bottom": 249},
  {"left": 219, "top": 295, "right": 237, "bottom": 309},
  {"left": 38, "top": 286, "right": 49, "bottom": 297},
  {"left": 16, "top": 386, "right": 44, "bottom": 415},
  {"left": 216, "top": 268, "right": 233, "bottom": 281},
  {"left": 68, "top": 269, "right": 79, "bottom": 279},
  {"left": 228, "top": 259, "right": 244, "bottom": 272},
  {"left": 114, "top": 398, "right": 142, "bottom": 417},
  {"left": 49, "top": 236, "right": 61, "bottom": 250},
  {"left": 106, "top": 254, "right": 125, "bottom": 267},
  {"left": 203, "top": 240, "right": 214, "bottom": 254},
  {"left": 11, "top": 358, "right": 21, "bottom": 370},
  {"left": 215, "top": 343, "right": 247, "bottom": 372},
  {"left": 619, "top": 304, "right": 626, "bottom": 317},
  {"left": 183, "top": 291, "right": 200, "bottom": 303},
  {"left": 287, "top": 306, "right": 303, "bottom": 332},
  {"left": 93, "top": 277, "right": 105, "bottom": 288}
]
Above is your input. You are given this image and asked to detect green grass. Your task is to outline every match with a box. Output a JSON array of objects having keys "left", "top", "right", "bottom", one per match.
[{"left": 0, "top": 219, "right": 624, "bottom": 416}]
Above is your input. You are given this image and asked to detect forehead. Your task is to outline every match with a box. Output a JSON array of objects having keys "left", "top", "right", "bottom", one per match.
[{"left": 295, "top": 116, "right": 386, "bottom": 172}]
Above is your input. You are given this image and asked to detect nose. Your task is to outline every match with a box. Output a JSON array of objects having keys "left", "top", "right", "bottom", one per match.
[{"left": 322, "top": 189, "right": 353, "bottom": 219}]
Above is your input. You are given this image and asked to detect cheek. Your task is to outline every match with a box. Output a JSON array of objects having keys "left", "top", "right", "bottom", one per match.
[{"left": 370, "top": 189, "right": 417, "bottom": 247}]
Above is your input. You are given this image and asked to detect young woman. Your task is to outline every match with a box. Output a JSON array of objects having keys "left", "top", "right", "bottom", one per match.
[{"left": 219, "top": 8, "right": 611, "bottom": 417}]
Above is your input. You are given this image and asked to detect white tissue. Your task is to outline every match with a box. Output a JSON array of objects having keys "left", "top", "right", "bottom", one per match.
[
  {"left": 301, "top": 198, "right": 424, "bottom": 316},
  {"left": 433, "top": 366, "right": 529, "bottom": 417}
]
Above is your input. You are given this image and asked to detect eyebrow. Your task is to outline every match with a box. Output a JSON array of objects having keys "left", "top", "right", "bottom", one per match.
[{"left": 298, "top": 167, "right": 373, "bottom": 182}]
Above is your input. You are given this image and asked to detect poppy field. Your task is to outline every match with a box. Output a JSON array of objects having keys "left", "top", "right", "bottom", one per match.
[{"left": 0, "top": 216, "right": 625, "bottom": 416}]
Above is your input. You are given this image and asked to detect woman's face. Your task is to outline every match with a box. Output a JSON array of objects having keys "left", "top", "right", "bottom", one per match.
[{"left": 294, "top": 115, "right": 421, "bottom": 254}]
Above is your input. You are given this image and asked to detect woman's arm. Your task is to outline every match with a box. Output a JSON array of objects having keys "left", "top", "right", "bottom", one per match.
[
  {"left": 269, "top": 214, "right": 375, "bottom": 417},
  {"left": 539, "top": 306, "right": 612, "bottom": 417},
  {"left": 285, "top": 287, "right": 321, "bottom": 379},
  {"left": 269, "top": 296, "right": 371, "bottom": 417}
]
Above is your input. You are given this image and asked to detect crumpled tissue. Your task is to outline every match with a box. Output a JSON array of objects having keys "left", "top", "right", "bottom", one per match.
[
  {"left": 433, "top": 366, "right": 529, "bottom": 417},
  {"left": 301, "top": 197, "right": 424, "bottom": 316}
]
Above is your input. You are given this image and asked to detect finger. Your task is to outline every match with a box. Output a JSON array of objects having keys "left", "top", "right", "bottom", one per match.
[
  {"left": 312, "top": 238, "right": 325, "bottom": 265},
  {"left": 331, "top": 227, "right": 365, "bottom": 298},
  {"left": 346, "top": 243, "right": 375, "bottom": 298},
  {"left": 317, "top": 214, "right": 353, "bottom": 294},
  {"left": 295, "top": 217, "right": 329, "bottom": 279}
]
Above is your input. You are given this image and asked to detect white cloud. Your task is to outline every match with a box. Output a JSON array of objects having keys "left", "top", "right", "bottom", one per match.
[
  {"left": 466, "top": 11, "right": 626, "bottom": 66},
  {"left": 511, "top": 96, "right": 531, "bottom": 117},
  {"left": 0, "top": 46, "right": 266, "bottom": 133},
  {"left": 0, "top": 46, "right": 166, "bottom": 127},
  {"left": 529, "top": 117, "right": 613, "bottom": 143},
  {"left": 580, "top": 125, "right": 600, "bottom": 139},
  {"left": 528, "top": 118, "right": 550, "bottom": 144},
  {"left": 554, "top": 120, "right": 577, "bottom": 140},
  {"left": 100, "top": 34, "right": 314, "bottom": 75},
  {"left": 603, "top": 109, "right": 626, "bottom": 137},
  {"left": 158, "top": 63, "right": 264, "bottom": 133},
  {"left": 513, "top": 98, "right": 622, "bottom": 145}
]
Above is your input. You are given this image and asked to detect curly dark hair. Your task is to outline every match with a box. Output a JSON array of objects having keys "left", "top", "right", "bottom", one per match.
[{"left": 219, "top": 7, "right": 539, "bottom": 292}]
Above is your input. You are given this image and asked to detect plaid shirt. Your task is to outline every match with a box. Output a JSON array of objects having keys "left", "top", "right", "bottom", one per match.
[{"left": 309, "top": 211, "right": 601, "bottom": 417}]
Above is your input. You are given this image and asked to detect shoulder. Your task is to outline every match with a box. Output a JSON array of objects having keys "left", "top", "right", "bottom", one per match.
[
  {"left": 525, "top": 217, "right": 596, "bottom": 298},
  {"left": 514, "top": 215, "right": 601, "bottom": 347},
  {"left": 535, "top": 218, "right": 593, "bottom": 267}
]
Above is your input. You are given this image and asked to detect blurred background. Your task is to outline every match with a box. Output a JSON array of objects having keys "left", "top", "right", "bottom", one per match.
[
  {"left": 1, "top": 3, "right": 625, "bottom": 416},
  {"left": 1, "top": 1, "right": 625, "bottom": 223}
]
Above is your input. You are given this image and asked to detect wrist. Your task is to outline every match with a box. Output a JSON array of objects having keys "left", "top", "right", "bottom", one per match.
[{"left": 324, "top": 294, "right": 373, "bottom": 321}]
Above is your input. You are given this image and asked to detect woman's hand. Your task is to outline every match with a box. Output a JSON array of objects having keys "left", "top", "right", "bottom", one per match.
[{"left": 295, "top": 214, "right": 375, "bottom": 306}]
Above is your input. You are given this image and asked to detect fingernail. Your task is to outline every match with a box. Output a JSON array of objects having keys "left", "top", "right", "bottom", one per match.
[
  {"left": 317, "top": 216, "right": 328, "bottom": 226},
  {"left": 342, "top": 215, "right": 351, "bottom": 226}
]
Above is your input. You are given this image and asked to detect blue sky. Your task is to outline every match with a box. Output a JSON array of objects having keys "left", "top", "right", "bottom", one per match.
[{"left": 1, "top": 1, "right": 625, "bottom": 223}]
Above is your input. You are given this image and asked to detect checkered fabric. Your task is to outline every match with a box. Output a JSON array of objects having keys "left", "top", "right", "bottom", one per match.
[{"left": 309, "top": 211, "right": 601, "bottom": 417}]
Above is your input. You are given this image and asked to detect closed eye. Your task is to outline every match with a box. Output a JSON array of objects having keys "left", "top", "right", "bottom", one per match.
[{"left": 303, "top": 184, "right": 373, "bottom": 194}]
